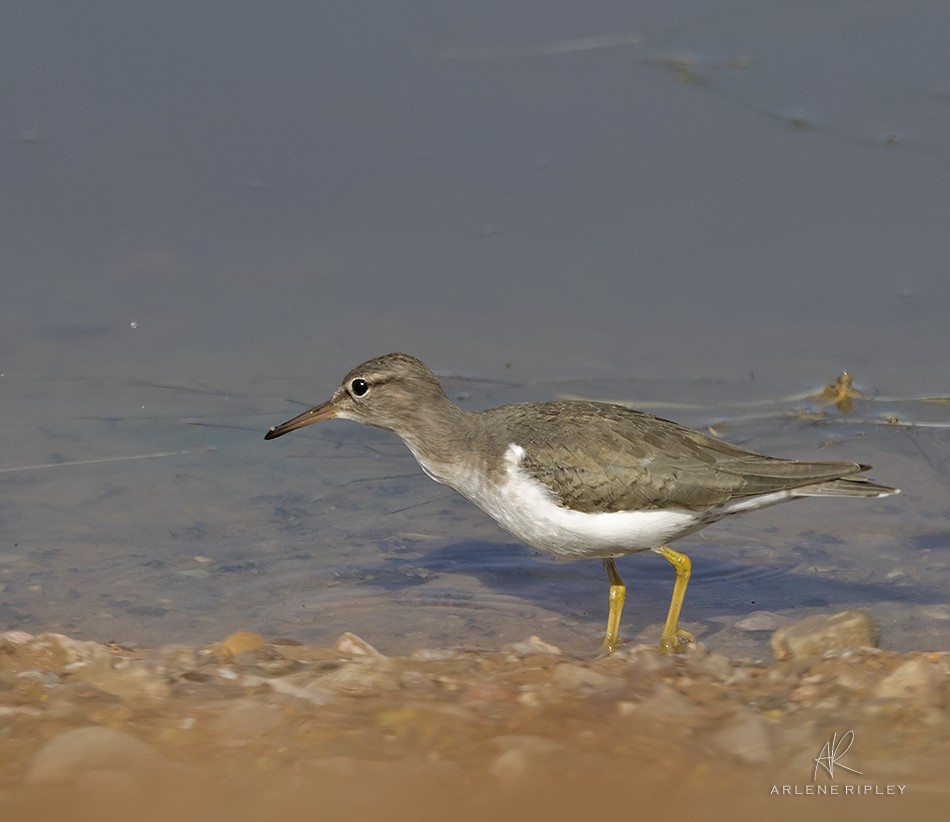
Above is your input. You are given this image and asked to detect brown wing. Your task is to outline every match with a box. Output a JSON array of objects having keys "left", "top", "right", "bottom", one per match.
[{"left": 494, "top": 401, "right": 871, "bottom": 513}]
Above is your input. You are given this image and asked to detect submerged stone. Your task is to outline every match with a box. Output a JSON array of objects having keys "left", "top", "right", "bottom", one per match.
[{"left": 770, "top": 610, "right": 879, "bottom": 660}]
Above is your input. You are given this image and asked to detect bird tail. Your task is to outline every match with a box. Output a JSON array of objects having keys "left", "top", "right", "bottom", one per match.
[{"left": 793, "top": 477, "right": 899, "bottom": 499}]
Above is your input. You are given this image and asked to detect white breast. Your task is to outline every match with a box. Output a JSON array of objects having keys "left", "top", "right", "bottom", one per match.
[{"left": 410, "top": 441, "right": 703, "bottom": 560}]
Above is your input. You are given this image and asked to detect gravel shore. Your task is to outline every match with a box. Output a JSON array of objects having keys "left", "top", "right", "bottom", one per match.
[{"left": 1, "top": 620, "right": 947, "bottom": 821}]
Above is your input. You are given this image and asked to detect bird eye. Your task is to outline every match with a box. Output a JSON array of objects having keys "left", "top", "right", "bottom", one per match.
[{"left": 351, "top": 378, "right": 369, "bottom": 396}]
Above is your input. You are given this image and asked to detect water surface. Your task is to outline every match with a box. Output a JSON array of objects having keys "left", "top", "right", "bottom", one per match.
[{"left": 2, "top": 1, "right": 948, "bottom": 656}]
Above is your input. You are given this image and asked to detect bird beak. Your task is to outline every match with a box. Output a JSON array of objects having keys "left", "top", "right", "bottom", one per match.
[{"left": 264, "top": 400, "right": 337, "bottom": 440}]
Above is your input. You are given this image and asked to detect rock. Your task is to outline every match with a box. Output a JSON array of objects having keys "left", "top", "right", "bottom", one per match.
[
  {"left": 488, "top": 735, "right": 562, "bottom": 785},
  {"left": 334, "top": 632, "right": 383, "bottom": 657},
  {"left": 243, "top": 674, "right": 335, "bottom": 706},
  {"left": 617, "top": 645, "right": 677, "bottom": 676},
  {"left": 29, "top": 633, "right": 113, "bottom": 668},
  {"left": 490, "top": 748, "right": 530, "bottom": 786},
  {"left": 148, "top": 644, "right": 202, "bottom": 679},
  {"left": 770, "top": 610, "right": 879, "bottom": 660},
  {"left": 215, "top": 630, "right": 266, "bottom": 657},
  {"left": 1, "top": 630, "right": 34, "bottom": 643},
  {"left": 310, "top": 658, "right": 399, "bottom": 696},
  {"left": 27, "top": 726, "right": 165, "bottom": 787},
  {"left": 707, "top": 709, "right": 773, "bottom": 765},
  {"left": 16, "top": 669, "right": 61, "bottom": 688},
  {"left": 550, "top": 662, "right": 621, "bottom": 692},
  {"left": 688, "top": 650, "right": 734, "bottom": 681},
  {"left": 1, "top": 630, "right": 33, "bottom": 647},
  {"left": 74, "top": 660, "right": 171, "bottom": 708},
  {"left": 501, "top": 636, "right": 562, "bottom": 656},
  {"left": 735, "top": 611, "right": 793, "bottom": 632},
  {"left": 489, "top": 734, "right": 564, "bottom": 755},
  {"left": 252, "top": 653, "right": 302, "bottom": 676},
  {"left": 620, "top": 684, "right": 697, "bottom": 721},
  {"left": 874, "top": 658, "right": 944, "bottom": 707},
  {"left": 214, "top": 699, "right": 286, "bottom": 739},
  {"left": 833, "top": 663, "right": 879, "bottom": 692},
  {"left": 410, "top": 647, "right": 459, "bottom": 662}
]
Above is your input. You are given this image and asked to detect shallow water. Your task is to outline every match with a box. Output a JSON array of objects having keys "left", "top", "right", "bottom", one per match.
[
  {"left": 3, "top": 371, "right": 945, "bottom": 658},
  {"left": 2, "top": 2, "right": 950, "bottom": 815}
]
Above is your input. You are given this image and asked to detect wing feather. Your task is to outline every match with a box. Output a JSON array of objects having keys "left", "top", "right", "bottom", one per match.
[{"left": 488, "top": 402, "right": 877, "bottom": 513}]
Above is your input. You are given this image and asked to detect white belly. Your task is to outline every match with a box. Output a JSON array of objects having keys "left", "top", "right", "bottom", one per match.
[{"left": 409, "top": 441, "right": 703, "bottom": 560}]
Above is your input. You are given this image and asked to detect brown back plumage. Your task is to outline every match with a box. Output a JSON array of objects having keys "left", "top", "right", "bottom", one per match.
[{"left": 482, "top": 401, "right": 896, "bottom": 513}]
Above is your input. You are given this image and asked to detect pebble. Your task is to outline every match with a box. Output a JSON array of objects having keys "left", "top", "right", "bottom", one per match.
[
  {"left": 622, "top": 683, "right": 698, "bottom": 721},
  {"left": 689, "top": 650, "right": 735, "bottom": 682},
  {"left": 734, "top": 611, "right": 793, "bottom": 632},
  {"left": 148, "top": 644, "right": 202, "bottom": 679},
  {"left": 550, "top": 662, "right": 621, "bottom": 692},
  {"left": 501, "top": 636, "right": 562, "bottom": 656},
  {"left": 29, "top": 633, "right": 114, "bottom": 668},
  {"left": 250, "top": 675, "right": 334, "bottom": 707},
  {"left": 28, "top": 726, "right": 165, "bottom": 787},
  {"left": 490, "top": 747, "right": 530, "bottom": 786},
  {"left": 334, "top": 631, "right": 384, "bottom": 657},
  {"left": 1, "top": 629, "right": 948, "bottom": 816},
  {"left": 488, "top": 735, "right": 563, "bottom": 786},
  {"left": 214, "top": 699, "right": 287, "bottom": 739},
  {"left": 616, "top": 644, "right": 677, "bottom": 676},
  {"left": 874, "top": 658, "right": 945, "bottom": 707},
  {"left": 706, "top": 708, "right": 773, "bottom": 765},
  {"left": 252, "top": 653, "right": 303, "bottom": 676},
  {"left": 770, "top": 609, "right": 879, "bottom": 660},
  {"left": 16, "top": 669, "right": 61, "bottom": 688},
  {"left": 73, "top": 660, "right": 171, "bottom": 708},
  {"left": 215, "top": 630, "right": 266, "bottom": 657},
  {"left": 832, "top": 663, "right": 879, "bottom": 692},
  {"left": 1, "top": 630, "right": 34, "bottom": 645},
  {"left": 411, "top": 647, "right": 459, "bottom": 661},
  {"left": 308, "top": 658, "right": 400, "bottom": 696}
]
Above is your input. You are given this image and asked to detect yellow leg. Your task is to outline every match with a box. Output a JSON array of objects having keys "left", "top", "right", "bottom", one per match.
[
  {"left": 653, "top": 545, "right": 695, "bottom": 654},
  {"left": 601, "top": 558, "right": 626, "bottom": 655}
]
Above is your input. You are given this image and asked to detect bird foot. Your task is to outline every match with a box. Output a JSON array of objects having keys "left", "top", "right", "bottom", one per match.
[
  {"left": 597, "top": 635, "right": 622, "bottom": 658},
  {"left": 656, "top": 628, "right": 695, "bottom": 655}
]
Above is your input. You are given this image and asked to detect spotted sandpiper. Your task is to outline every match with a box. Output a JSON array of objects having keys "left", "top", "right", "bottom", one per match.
[{"left": 265, "top": 353, "right": 899, "bottom": 654}]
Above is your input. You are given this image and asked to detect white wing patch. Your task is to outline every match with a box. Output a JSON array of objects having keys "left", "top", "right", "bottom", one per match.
[
  {"left": 461, "top": 443, "right": 703, "bottom": 559},
  {"left": 401, "top": 437, "right": 856, "bottom": 561}
]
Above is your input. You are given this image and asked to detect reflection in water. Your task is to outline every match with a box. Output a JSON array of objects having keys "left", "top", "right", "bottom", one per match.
[
  {"left": 2, "top": 373, "right": 942, "bottom": 656},
  {"left": 3, "top": 4, "right": 950, "bottom": 810}
]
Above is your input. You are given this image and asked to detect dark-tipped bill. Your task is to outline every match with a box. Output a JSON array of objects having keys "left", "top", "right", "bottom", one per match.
[{"left": 264, "top": 400, "right": 337, "bottom": 440}]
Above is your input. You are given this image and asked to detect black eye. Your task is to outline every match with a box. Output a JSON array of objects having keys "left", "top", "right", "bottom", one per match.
[{"left": 351, "top": 378, "right": 369, "bottom": 396}]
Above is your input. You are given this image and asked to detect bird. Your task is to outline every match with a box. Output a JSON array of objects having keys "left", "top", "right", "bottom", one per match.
[{"left": 264, "top": 353, "right": 899, "bottom": 654}]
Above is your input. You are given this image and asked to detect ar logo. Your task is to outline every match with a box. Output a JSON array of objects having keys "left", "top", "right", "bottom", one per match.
[{"left": 814, "top": 730, "right": 863, "bottom": 780}]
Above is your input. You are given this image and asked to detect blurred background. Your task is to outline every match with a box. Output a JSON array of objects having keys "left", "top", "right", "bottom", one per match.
[{"left": 2, "top": 1, "right": 947, "bottom": 656}]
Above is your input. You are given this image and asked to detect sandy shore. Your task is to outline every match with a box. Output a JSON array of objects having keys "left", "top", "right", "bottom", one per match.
[{"left": 1, "top": 623, "right": 947, "bottom": 822}]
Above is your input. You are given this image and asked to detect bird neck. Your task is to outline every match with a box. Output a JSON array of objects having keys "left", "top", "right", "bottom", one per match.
[{"left": 391, "top": 396, "right": 480, "bottom": 477}]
